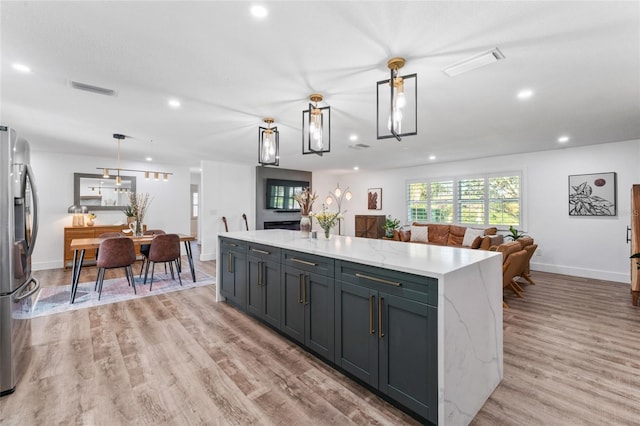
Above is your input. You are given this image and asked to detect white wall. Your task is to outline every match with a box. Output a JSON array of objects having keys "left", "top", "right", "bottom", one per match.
[
  {"left": 313, "top": 140, "right": 640, "bottom": 283},
  {"left": 199, "top": 160, "right": 255, "bottom": 261},
  {"left": 30, "top": 151, "right": 191, "bottom": 270}
]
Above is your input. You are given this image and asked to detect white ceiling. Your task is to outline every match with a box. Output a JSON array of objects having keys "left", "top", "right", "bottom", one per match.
[{"left": 2, "top": 1, "right": 639, "bottom": 174}]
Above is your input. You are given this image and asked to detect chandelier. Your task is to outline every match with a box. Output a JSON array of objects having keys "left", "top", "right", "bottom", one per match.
[
  {"left": 98, "top": 134, "right": 173, "bottom": 182},
  {"left": 302, "top": 93, "right": 330, "bottom": 156},
  {"left": 258, "top": 118, "right": 279, "bottom": 166},
  {"left": 376, "top": 57, "right": 417, "bottom": 141}
]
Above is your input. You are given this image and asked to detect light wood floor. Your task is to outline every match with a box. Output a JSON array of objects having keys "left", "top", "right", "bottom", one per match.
[{"left": 1, "top": 249, "right": 639, "bottom": 425}]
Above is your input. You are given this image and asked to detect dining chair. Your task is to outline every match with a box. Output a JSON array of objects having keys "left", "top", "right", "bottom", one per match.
[
  {"left": 95, "top": 232, "right": 124, "bottom": 258},
  {"left": 502, "top": 249, "right": 528, "bottom": 308},
  {"left": 139, "top": 229, "right": 166, "bottom": 277},
  {"left": 95, "top": 237, "right": 137, "bottom": 300},
  {"left": 143, "top": 233, "right": 182, "bottom": 290}
]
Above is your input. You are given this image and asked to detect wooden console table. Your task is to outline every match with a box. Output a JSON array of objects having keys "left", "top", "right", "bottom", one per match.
[{"left": 354, "top": 215, "right": 385, "bottom": 239}]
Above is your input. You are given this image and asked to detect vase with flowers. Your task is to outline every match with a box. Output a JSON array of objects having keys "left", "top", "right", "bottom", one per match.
[
  {"left": 311, "top": 204, "right": 343, "bottom": 239},
  {"left": 293, "top": 187, "right": 318, "bottom": 238},
  {"left": 86, "top": 212, "right": 97, "bottom": 226},
  {"left": 127, "top": 192, "right": 152, "bottom": 236}
]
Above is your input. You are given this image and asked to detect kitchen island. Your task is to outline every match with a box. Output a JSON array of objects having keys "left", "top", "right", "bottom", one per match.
[{"left": 216, "top": 229, "right": 503, "bottom": 425}]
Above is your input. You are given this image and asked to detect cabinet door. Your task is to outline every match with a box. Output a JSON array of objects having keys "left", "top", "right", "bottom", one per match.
[
  {"left": 335, "top": 281, "right": 379, "bottom": 387},
  {"left": 246, "top": 255, "right": 263, "bottom": 318},
  {"left": 378, "top": 293, "right": 437, "bottom": 424},
  {"left": 262, "top": 259, "right": 281, "bottom": 329},
  {"left": 305, "top": 272, "right": 334, "bottom": 362},
  {"left": 220, "top": 249, "right": 247, "bottom": 309},
  {"left": 281, "top": 266, "right": 305, "bottom": 344}
]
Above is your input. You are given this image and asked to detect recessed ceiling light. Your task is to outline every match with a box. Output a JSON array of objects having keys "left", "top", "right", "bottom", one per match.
[
  {"left": 250, "top": 5, "right": 268, "bottom": 18},
  {"left": 168, "top": 99, "right": 181, "bottom": 108},
  {"left": 517, "top": 89, "right": 534, "bottom": 100},
  {"left": 146, "top": 156, "right": 153, "bottom": 162},
  {"left": 558, "top": 135, "right": 570, "bottom": 143},
  {"left": 349, "top": 134, "right": 358, "bottom": 141},
  {"left": 353, "top": 166, "right": 359, "bottom": 171},
  {"left": 12, "top": 63, "right": 31, "bottom": 73},
  {"left": 429, "top": 155, "right": 436, "bottom": 160}
]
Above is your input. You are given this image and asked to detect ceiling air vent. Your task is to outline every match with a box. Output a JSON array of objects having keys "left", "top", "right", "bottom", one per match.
[
  {"left": 348, "top": 143, "right": 371, "bottom": 149},
  {"left": 69, "top": 80, "right": 118, "bottom": 96},
  {"left": 442, "top": 47, "right": 505, "bottom": 77}
]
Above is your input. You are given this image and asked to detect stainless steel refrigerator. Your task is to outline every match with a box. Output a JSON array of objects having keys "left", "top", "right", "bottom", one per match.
[{"left": 0, "top": 126, "right": 40, "bottom": 396}]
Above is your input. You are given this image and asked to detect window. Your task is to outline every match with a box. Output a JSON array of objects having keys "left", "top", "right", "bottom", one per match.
[
  {"left": 489, "top": 175, "right": 520, "bottom": 226},
  {"left": 407, "top": 182, "right": 428, "bottom": 222},
  {"left": 191, "top": 184, "right": 199, "bottom": 218},
  {"left": 406, "top": 172, "right": 522, "bottom": 228},
  {"left": 457, "top": 178, "right": 485, "bottom": 225},
  {"left": 407, "top": 179, "right": 454, "bottom": 223}
]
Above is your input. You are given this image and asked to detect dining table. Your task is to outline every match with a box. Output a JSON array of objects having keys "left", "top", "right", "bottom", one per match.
[{"left": 69, "top": 233, "right": 197, "bottom": 304}]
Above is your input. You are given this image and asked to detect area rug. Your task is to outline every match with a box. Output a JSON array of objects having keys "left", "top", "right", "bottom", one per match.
[{"left": 29, "top": 270, "right": 216, "bottom": 318}]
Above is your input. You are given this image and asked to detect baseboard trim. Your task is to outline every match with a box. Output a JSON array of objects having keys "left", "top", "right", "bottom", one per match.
[
  {"left": 200, "top": 252, "right": 216, "bottom": 262},
  {"left": 32, "top": 260, "right": 64, "bottom": 271},
  {"left": 531, "top": 261, "right": 628, "bottom": 284}
]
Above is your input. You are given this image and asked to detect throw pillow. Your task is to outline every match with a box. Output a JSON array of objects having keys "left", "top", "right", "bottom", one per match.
[
  {"left": 471, "top": 235, "right": 483, "bottom": 249},
  {"left": 462, "top": 228, "right": 485, "bottom": 247},
  {"left": 410, "top": 225, "right": 428, "bottom": 242}
]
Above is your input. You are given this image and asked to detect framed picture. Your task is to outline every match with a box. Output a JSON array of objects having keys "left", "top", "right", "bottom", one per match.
[
  {"left": 368, "top": 188, "right": 382, "bottom": 210},
  {"left": 569, "top": 172, "right": 617, "bottom": 216}
]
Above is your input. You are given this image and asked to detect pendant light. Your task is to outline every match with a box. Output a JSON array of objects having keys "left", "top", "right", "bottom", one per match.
[
  {"left": 376, "top": 57, "right": 417, "bottom": 141},
  {"left": 97, "top": 133, "right": 173, "bottom": 181},
  {"left": 258, "top": 118, "right": 279, "bottom": 166},
  {"left": 302, "top": 94, "right": 330, "bottom": 156}
]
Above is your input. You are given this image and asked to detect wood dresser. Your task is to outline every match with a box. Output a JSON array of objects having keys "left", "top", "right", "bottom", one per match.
[
  {"left": 354, "top": 214, "right": 386, "bottom": 239},
  {"left": 63, "top": 225, "right": 146, "bottom": 269}
]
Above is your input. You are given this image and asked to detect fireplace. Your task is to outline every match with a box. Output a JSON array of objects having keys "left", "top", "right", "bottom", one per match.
[{"left": 264, "top": 220, "right": 300, "bottom": 230}]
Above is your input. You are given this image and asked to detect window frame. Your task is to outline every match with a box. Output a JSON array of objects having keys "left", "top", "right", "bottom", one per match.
[{"left": 405, "top": 170, "right": 524, "bottom": 230}]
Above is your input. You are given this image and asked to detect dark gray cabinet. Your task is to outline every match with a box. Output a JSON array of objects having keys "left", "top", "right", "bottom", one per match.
[
  {"left": 247, "top": 243, "right": 281, "bottom": 329},
  {"left": 218, "top": 236, "right": 439, "bottom": 424},
  {"left": 281, "top": 251, "right": 335, "bottom": 362},
  {"left": 219, "top": 237, "right": 247, "bottom": 308},
  {"left": 335, "top": 260, "right": 438, "bottom": 424}
]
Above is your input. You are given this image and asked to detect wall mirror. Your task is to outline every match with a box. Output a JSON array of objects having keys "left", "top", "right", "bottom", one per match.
[{"left": 74, "top": 173, "right": 136, "bottom": 211}]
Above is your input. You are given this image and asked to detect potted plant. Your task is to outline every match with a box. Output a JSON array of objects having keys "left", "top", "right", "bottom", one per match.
[
  {"left": 123, "top": 205, "right": 135, "bottom": 224},
  {"left": 383, "top": 215, "right": 401, "bottom": 238},
  {"left": 505, "top": 225, "right": 527, "bottom": 241}
]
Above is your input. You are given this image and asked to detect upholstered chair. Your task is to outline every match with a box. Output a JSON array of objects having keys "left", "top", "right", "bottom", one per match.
[
  {"left": 95, "top": 237, "right": 137, "bottom": 300},
  {"left": 139, "top": 229, "right": 166, "bottom": 277},
  {"left": 143, "top": 234, "right": 182, "bottom": 290},
  {"left": 502, "top": 249, "right": 529, "bottom": 307}
]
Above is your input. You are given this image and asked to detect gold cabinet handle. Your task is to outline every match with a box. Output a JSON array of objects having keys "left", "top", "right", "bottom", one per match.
[
  {"left": 369, "top": 295, "right": 375, "bottom": 335},
  {"left": 227, "top": 252, "right": 233, "bottom": 273},
  {"left": 303, "top": 275, "right": 308, "bottom": 306},
  {"left": 356, "top": 273, "right": 401, "bottom": 287},
  {"left": 251, "top": 248, "right": 270, "bottom": 255},
  {"left": 378, "top": 297, "right": 384, "bottom": 338},
  {"left": 298, "top": 274, "right": 304, "bottom": 304},
  {"left": 258, "top": 261, "right": 263, "bottom": 286},
  {"left": 291, "top": 258, "right": 318, "bottom": 267}
]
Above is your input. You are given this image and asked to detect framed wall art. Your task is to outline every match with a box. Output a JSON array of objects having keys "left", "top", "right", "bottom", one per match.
[
  {"left": 367, "top": 188, "right": 382, "bottom": 210},
  {"left": 568, "top": 172, "right": 616, "bottom": 216}
]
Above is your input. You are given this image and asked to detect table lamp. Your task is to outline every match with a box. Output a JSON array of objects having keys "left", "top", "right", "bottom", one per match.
[{"left": 67, "top": 204, "right": 89, "bottom": 227}]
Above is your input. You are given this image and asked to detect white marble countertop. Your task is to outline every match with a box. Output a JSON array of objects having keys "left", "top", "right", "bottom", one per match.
[{"left": 222, "top": 229, "right": 500, "bottom": 279}]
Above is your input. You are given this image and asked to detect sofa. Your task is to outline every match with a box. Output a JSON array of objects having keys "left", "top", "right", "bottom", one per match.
[{"left": 393, "top": 222, "right": 503, "bottom": 249}]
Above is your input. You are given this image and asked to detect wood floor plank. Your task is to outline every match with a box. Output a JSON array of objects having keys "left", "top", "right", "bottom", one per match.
[{"left": 2, "top": 249, "right": 640, "bottom": 425}]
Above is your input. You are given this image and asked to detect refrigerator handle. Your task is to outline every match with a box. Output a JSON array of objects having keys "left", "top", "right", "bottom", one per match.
[
  {"left": 24, "top": 164, "right": 39, "bottom": 257},
  {"left": 14, "top": 277, "right": 40, "bottom": 302}
]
